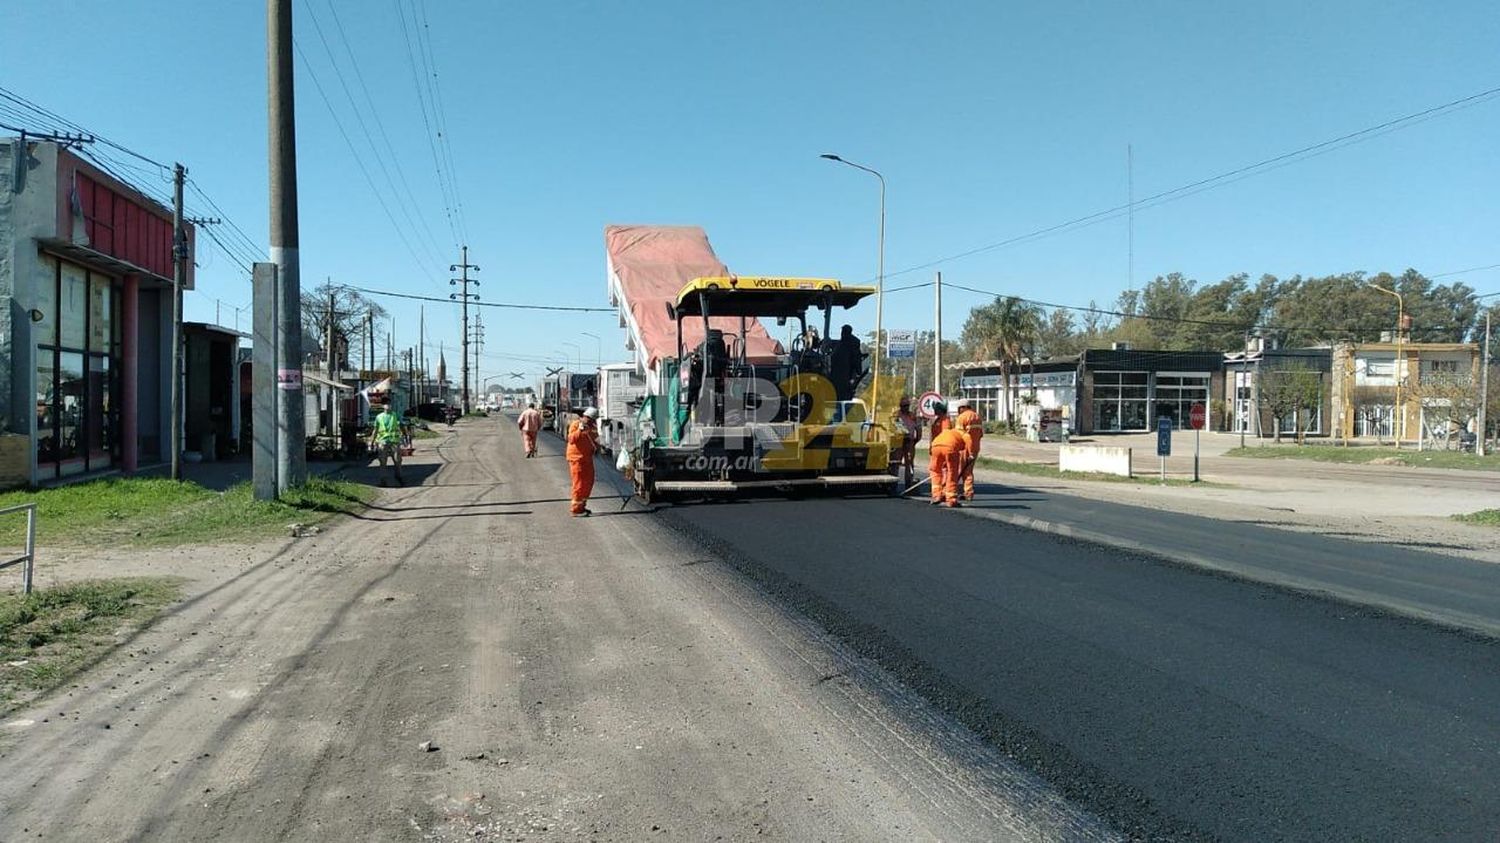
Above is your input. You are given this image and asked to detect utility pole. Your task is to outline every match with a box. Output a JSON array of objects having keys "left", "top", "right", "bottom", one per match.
[
  {"left": 269, "top": 0, "right": 305, "bottom": 492},
  {"left": 170, "top": 163, "right": 186, "bottom": 480},
  {"left": 1480, "top": 310, "right": 1491, "bottom": 457},
  {"left": 471, "top": 313, "right": 485, "bottom": 401},
  {"left": 933, "top": 271, "right": 942, "bottom": 395},
  {"left": 449, "top": 246, "right": 480, "bottom": 413},
  {"left": 418, "top": 306, "right": 425, "bottom": 404}
]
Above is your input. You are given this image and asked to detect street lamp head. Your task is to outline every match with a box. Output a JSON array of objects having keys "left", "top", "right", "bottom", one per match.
[{"left": 820, "top": 154, "right": 842, "bottom": 162}]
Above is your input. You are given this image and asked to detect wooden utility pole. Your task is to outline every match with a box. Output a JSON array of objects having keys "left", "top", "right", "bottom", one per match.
[
  {"left": 171, "top": 163, "right": 186, "bottom": 480},
  {"left": 449, "top": 246, "right": 480, "bottom": 413}
]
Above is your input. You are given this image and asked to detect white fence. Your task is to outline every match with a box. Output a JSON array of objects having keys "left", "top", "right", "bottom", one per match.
[{"left": 1059, "top": 445, "right": 1133, "bottom": 478}]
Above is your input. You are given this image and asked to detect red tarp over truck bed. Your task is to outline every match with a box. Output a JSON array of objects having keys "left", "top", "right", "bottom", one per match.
[{"left": 605, "top": 225, "right": 783, "bottom": 379}]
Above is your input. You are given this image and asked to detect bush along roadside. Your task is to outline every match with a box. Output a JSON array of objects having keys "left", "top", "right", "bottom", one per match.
[
  {"left": 0, "top": 577, "right": 181, "bottom": 711},
  {"left": 1453, "top": 509, "right": 1500, "bottom": 528}
]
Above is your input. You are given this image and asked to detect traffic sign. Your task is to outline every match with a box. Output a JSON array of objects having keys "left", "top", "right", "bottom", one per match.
[
  {"left": 917, "top": 391, "right": 943, "bottom": 420},
  {"left": 886, "top": 329, "right": 916, "bottom": 359},
  {"left": 1189, "top": 403, "right": 1206, "bottom": 431},
  {"left": 1156, "top": 416, "right": 1173, "bottom": 456}
]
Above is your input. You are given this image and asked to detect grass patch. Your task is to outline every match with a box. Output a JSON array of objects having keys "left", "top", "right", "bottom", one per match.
[
  {"left": 1225, "top": 445, "right": 1500, "bottom": 471},
  {"left": 411, "top": 427, "right": 441, "bottom": 440},
  {"left": 1, "top": 577, "right": 181, "bottom": 709},
  {"left": 0, "top": 477, "right": 373, "bottom": 548},
  {"left": 1454, "top": 509, "right": 1500, "bottom": 527}
]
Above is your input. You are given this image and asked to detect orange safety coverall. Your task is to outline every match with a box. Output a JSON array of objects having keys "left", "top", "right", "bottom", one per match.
[
  {"left": 956, "top": 408, "right": 983, "bottom": 499},
  {"left": 929, "top": 427, "right": 969, "bottom": 506},
  {"left": 517, "top": 408, "right": 542, "bottom": 456},
  {"left": 566, "top": 417, "right": 598, "bottom": 515}
]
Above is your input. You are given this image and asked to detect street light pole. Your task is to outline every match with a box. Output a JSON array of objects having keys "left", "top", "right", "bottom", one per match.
[
  {"left": 582, "top": 331, "right": 602, "bottom": 370},
  {"left": 1369, "top": 283, "right": 1405, "bottom": 448},
  {"left": 821, "top": 154, "right": 886, "bottom": 417},
  {"left": 561, "top": 342, "right": 581, "bottom": 373}
]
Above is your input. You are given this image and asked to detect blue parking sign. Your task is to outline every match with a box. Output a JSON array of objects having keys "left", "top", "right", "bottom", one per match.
[{"left": 1157, "top": 416, "right": 1173, "bottom": 456}]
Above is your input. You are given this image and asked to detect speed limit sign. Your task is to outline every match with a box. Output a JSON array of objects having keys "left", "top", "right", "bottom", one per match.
[{"left": 917, "top": 391, "right": 943, "bottom": 420}]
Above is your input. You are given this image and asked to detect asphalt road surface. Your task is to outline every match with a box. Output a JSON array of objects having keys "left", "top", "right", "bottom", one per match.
[
  {"left": 953, "top": 474, "right": 1500, "bottom": 636},
  {"left": 663, "top": 487, "right": 1500, "bottom": 840},
  {"left": 0, "top": 420, "right": 1109, "bottom": 842}
]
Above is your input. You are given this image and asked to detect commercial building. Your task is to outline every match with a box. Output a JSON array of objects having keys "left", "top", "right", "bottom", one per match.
[
  {"left": 958, "top": 347, "right": 1225, "bottom": 435},
  {"left": 1328, "top": 341, "right": 1481, "bottom": 443},
  {"left": 1, "top": 138, "right": 192, "bottom": 487},
  {"left": 1221, "top": 345, "right": 1334, "bottom": 438}
]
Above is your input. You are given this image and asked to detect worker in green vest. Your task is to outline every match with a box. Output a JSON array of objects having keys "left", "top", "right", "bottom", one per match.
[{"left": 370, "top": 401, "right": 404, "bottom": 486}]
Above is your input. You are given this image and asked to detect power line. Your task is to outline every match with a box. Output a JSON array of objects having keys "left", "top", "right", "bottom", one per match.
[
  {"left": 395, "top": 0, "right": 462, "bottom": 250},
  {"left": 413, "top": 0, "right": 469, "bottom": 246},
  {"left": 1431, "top": 262, "right": 1500, "bottom": 279},
  {"left": 351, "top": 285, "right": 614, "bottom": 313},
  {"left": 299, "top": 0, "right": 446, "bottom": 270},
  {"left": 322, "top": 0, "right": 449, "bottom": 264},
  {"left": 293, "top": 37, "right": 439, "bottom": 284},
  {"left": 880, "top": 83, "right": 1500, "bottom": 282}
]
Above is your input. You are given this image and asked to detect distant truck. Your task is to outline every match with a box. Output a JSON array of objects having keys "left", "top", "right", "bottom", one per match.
[{"left": 596, "top": 362, "right": 648, "bottom": 455}]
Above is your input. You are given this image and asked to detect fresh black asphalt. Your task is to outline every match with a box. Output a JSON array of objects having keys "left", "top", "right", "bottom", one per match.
[{"left": 660, "top": 490, "right": 1500, "bottom": 841}]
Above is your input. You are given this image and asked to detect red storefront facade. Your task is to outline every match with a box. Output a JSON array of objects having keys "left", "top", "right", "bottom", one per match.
[{"left": 1, "top": 138, "right": 192, "bottom": 486}]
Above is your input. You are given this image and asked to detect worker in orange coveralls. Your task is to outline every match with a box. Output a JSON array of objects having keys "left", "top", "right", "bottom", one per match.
[
  {"left": 566, "top": 407, "right": 600, "bottom": 517},
  {"left": 927, "top": 402, "right": 970, "bottom": 507},
  {"left": 955, "top": 398, "right": 984, "bottom": 500},
  {"left": 517, "top": 403, "right": 543, "bottom": 457}
]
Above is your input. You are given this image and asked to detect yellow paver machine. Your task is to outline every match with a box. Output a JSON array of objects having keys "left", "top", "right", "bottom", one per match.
[{"left": 627, "top": 276, "right": 897, "bottom": 502}]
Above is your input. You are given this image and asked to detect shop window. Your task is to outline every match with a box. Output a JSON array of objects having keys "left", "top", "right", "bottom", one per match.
[
  {"left": 1093, "top": 371, "right": 1150, "bottom": 431},
  {"left": 38, "top": 256, "right": 58, "bottom": 343},
  {"left": 57, "top": 351, "right": 86, "bottom": 477},
  {"left": 90, "top": 280, "right": 112, "bottom": 352},
  {"left": 36, "top": 356, "right": 57, "bottom": 475},
  {"left": 60, "top": 263, "right": 87, "bottom": 350},
  {"left": 35, "top": 257, "right": 120, "bottom": 479}
]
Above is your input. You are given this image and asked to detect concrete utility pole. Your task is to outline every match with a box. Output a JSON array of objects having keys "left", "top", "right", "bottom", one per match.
[
  {"left": 449, "top": 246, "right": 480, "bottom": 413},
  {"left": 170, "top": 163, "right": 186, "bottom": 480},
  {"left": 418, "top": 306, "right": 425, "bottom": 404},
  {"left": 251, "top": 262, "right": 278, "bottom": 501},
  {"left": 471, "top": 313, "right": 485, "bottom": 397},
  {"left": 933, "top": 271, "right": 943, "bottom": 395},
  {"left": 269, "top": 0, "right": 305, "bottom": 492},
  {"left": 1480, "top": 310, "right": 1491, "bottom": 457}
]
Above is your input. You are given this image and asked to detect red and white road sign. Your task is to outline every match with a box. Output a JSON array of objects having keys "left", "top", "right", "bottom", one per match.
[
  {"left": 1189, "top": 403, "right": 1206, "bottom": 431},
  {"left": 917, "top": 391, "right": 943, "bottom": 420}
]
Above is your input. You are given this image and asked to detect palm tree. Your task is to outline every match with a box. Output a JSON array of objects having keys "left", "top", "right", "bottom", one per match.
[{"left": 960, "top": 296, "right": 1042, "bottom": 425}]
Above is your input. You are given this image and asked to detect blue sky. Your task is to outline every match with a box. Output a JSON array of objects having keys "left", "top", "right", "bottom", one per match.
[{"left": 4, "top": 1, "right": 1498, "bottom": 380}]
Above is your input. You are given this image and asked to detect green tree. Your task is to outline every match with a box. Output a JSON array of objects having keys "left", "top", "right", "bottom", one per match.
[
  {"left": 1258, "top": 365, "right": 1323, "bottom": 443},
  {"left": 961, "top": 296, "right": 1043, "bottom": 422}
]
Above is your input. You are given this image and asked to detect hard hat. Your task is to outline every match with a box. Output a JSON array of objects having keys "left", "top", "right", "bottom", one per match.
[
  {"left": 957, "top": 398, "right": 972, "bottom": 409},
  {"left": 583, "top": 407, "right": 599, "bottom": 419}
]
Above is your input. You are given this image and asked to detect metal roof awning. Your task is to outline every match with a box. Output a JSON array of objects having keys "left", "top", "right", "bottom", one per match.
[
  {"left": 183, "top": 321, "right": 250, "bottom": 340},
  {"left": 302, "top": 371, "right": 354, "bottom": 391},
  {"left": 35, "top": 238, "right": 179, "bottom": 287}
]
